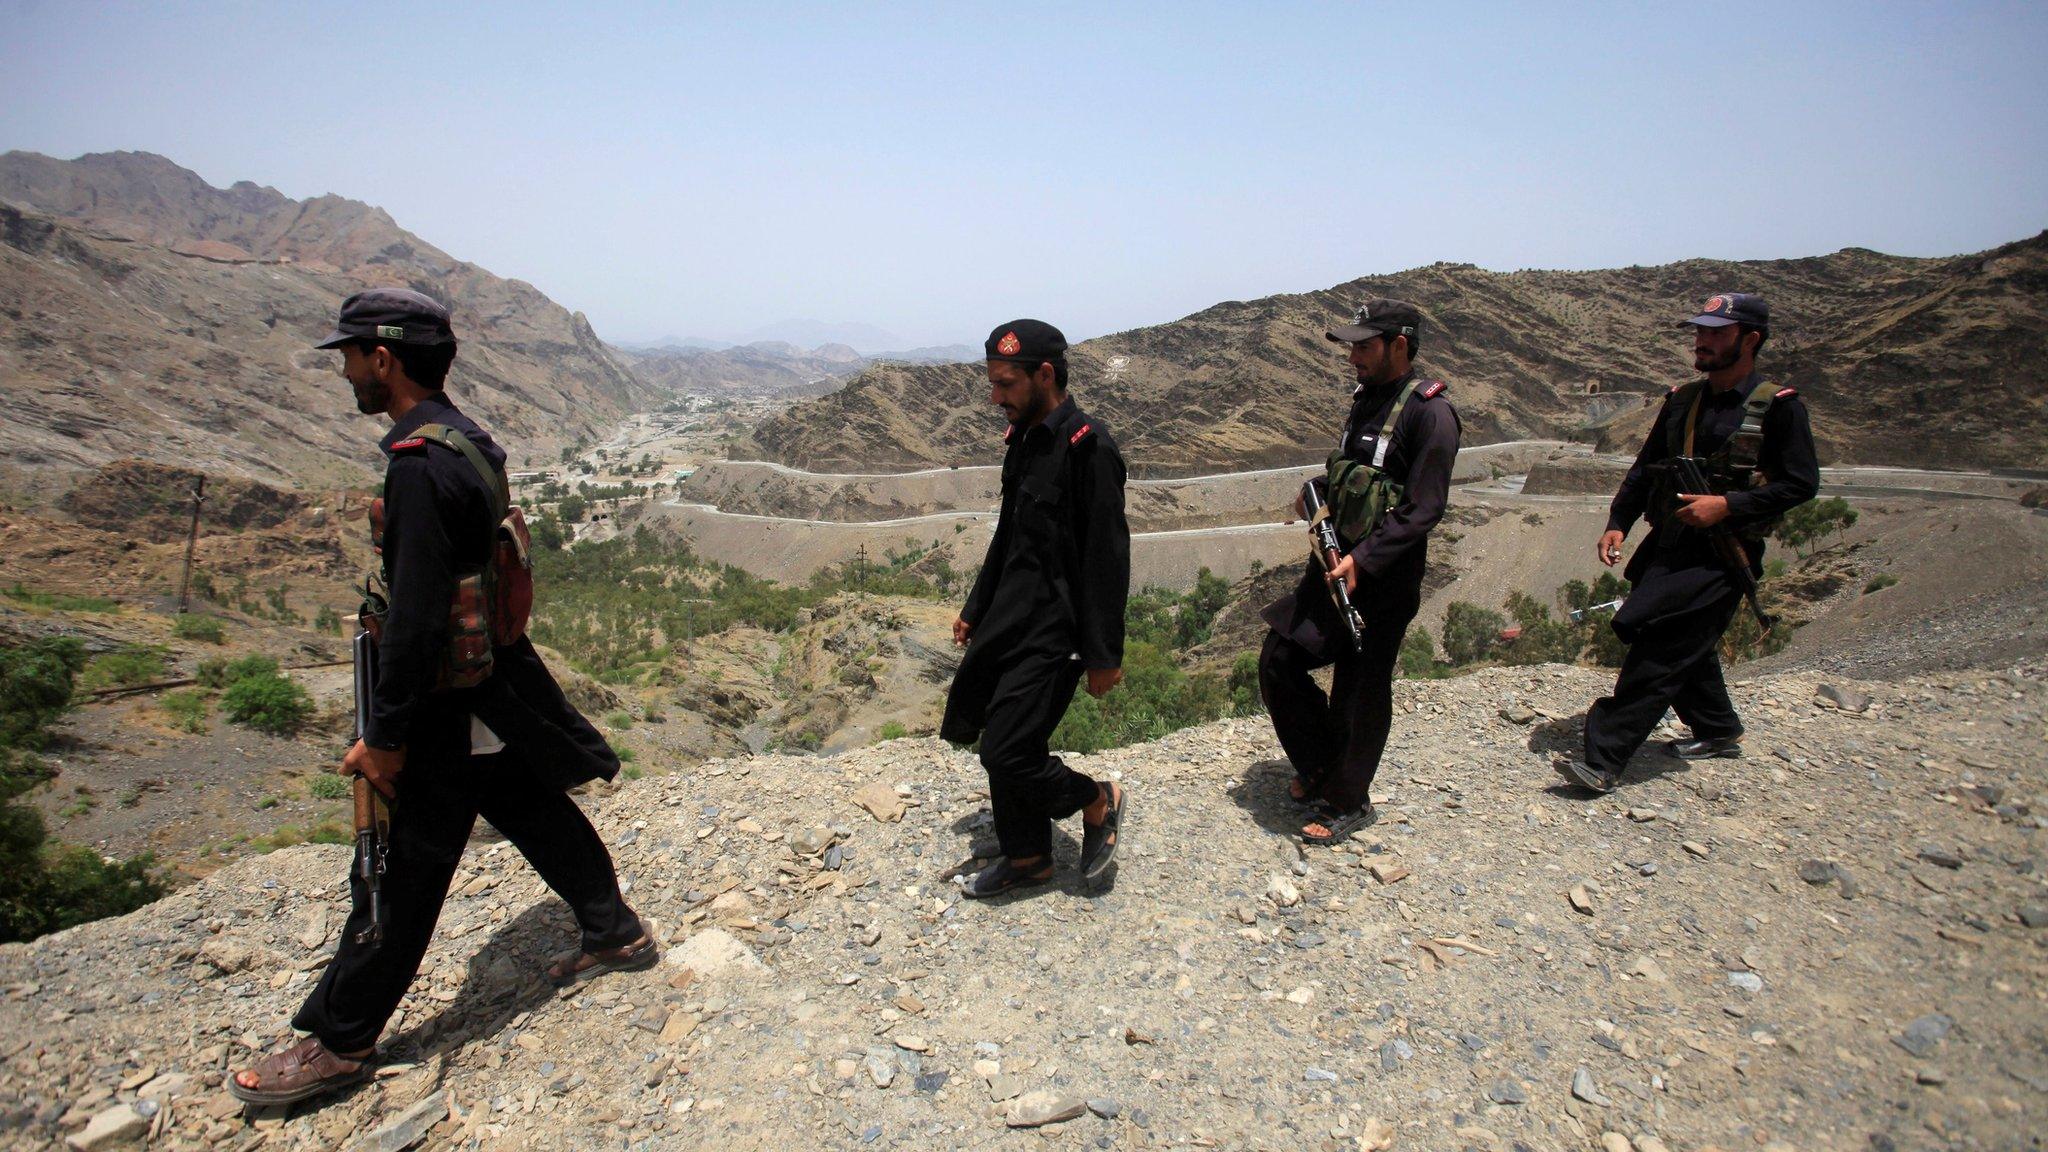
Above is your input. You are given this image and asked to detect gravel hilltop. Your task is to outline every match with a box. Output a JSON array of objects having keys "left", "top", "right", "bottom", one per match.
[{"left": 3, "top": 661, "right": 2044, "bottom": 1152}]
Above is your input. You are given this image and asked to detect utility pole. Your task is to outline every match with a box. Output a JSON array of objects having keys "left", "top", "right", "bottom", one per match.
[{"left": 176, "top": 475, "right": 206, "bottom": 613}]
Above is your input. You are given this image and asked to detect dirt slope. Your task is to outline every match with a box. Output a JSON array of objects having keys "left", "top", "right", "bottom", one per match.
[{"left": 1, "top": 660, "right": 2041, "bottom": 1151}]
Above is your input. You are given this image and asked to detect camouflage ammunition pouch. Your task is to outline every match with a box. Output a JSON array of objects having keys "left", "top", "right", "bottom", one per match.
[
  {"left": 1322, "top": 377, "right": 1418, "bottom": 551},
  {"left": 363, "top": 424, "right": 533, "bottom": 692}
]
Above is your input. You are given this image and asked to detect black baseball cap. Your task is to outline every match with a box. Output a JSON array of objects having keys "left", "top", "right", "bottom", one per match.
[
  {"left": 315, "top": 288, "right": 457, "bottom": 349},
  {"left": 985, "top": 319, "right": 1068, "bottom": 364},
  {"left": 1326, "top": 298, "right": 1421, "bottom": 344},
  {"left": 1679, "top": 292, "right": 1769, "bottom": 330}
]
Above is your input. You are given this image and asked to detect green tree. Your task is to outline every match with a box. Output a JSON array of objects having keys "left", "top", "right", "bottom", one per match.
[
  {"left": 78, "top": 645, "right": 171, "bottom": 692},
  {"left": 1228, "top": 651, "right": 1264, "bottom": 715},
  {"left": 1173, "top": 568, "right": 1232, "bottom": 649},
  {"left": 1498, "top": 591, "right": 1580, "bottom": 665},
  {"left": 1397, "top": 626, "right": 1438, "bottom": 677},
  {"left": 221, "top": 672, "right": 313, "bottom": 736},
  {"left": 530, "top": 511, "right": 567, "bottom": 551},
  {"left": 1775, "top": 497, "right": 1858, "bottom": 556},
  {"left": 1, "top": 639, "right": 163, "bottom": 943},
  {"left": 172, "top": 613, "right": 226, "bottom": 643},
  {"left": 1051, "top": 642, "right": 1228, "bottom": 753},
  {"left": 0, "top": 638, "right": 85, "bottom": 748},
  {"left": 1440, "top": 602, "right": 1507, "bottom": 666}
]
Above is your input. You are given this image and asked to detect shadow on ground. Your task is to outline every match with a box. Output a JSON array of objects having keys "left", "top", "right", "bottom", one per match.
[
  {"left": 385, "top": 901, "right": 574, "bottom": 1064},
  {"left": 1526, "top": 712, "right": 1696, "bottom": 796}
]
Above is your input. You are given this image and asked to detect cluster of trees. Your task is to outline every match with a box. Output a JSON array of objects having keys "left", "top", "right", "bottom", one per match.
[
  {"left": 1775, "top": 496, "right": 1857, "bottom": 556},
  {"left": 0, "top": 638, "right": 164, "bottom": 943},
  {"left": 528, "top": 526, "right": 955, "bottom": 683},
  {"left": 1421, "top": 572, "right": 1633, "bottom": 674},
  {"left": 1052, "top": 569, "right": 1249, "bottom": 754}
]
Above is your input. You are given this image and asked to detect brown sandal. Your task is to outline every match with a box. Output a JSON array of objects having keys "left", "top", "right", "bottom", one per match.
[
  {"left": 546, "top": 929, "right": 660, "bottom": 987},
  {"left": 226, "top": 1036, "right": 372, "bottom": 1106}
]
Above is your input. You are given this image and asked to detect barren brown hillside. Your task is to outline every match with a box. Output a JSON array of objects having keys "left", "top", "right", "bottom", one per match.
[
  {"left": 744, "top": 234, "right": 2048, "bottom": 474},
  {"left": 0, "top": 151, "right": 659, "bottom": 494}
]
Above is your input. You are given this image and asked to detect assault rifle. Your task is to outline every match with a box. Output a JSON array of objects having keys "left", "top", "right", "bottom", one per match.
[
  {"left": 1299, "top": 479, "right": 1366, "bottom": 653},
  {"left": 1667, "top": 456, "right": 1777, "bottom": 632},
  {"left": 349, "top": 622, "right": 391, "bottom": 948},
  {"left": 1568, "top": 598, "right": 1626, "bottom": 624}
]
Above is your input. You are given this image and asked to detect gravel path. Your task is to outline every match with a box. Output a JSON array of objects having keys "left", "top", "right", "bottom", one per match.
[{"left": 3, "top": 661, "right": 2043, "bottom": 1152}]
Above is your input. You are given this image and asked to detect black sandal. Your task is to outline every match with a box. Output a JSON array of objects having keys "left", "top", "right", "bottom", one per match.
[
  {"left": 1300, "top": 801, "right": 1377, "bottom": 845},
  {"left": 965, "top": 857, "right": 1054, "bottom": 899},
  {"left": 1080, "top": 782, "right": 1127, "bottom": 881},
  {"left": 1287, "top": 775, "right": 1322, "bottom": 805}
]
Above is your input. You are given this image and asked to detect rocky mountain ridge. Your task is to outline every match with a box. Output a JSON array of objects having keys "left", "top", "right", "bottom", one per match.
[
  {"left": 619, "top": 340, "right": 988, "bottom": 400},
  {"left": 742, "top": 234, "right": 2048, "bottom": 475},
  {"left": 0, "top": 151, "right": 660, "bottom": 494}
]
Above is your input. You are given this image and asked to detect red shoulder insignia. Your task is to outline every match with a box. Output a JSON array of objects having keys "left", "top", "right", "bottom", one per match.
[
  {"left": 1069, "top": 423, "right": 1093, "bottom": 445},
  {"left": 1002, "top": 424, "right": 1014, "bottom": 442},
  {"left": 1774, "top": 387, "right": 1797, "bottom": 399},
  {"left": 1418, "top": 380, "right": 1445, "bottom": 400},
  {"left": 390, "top": 437, "right": 428, "bottom": 452}
]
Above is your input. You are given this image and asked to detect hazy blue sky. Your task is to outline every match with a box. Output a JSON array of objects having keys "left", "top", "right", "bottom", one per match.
[{"left": 4, "top": 2, "right": 2044, "bottom": 348}]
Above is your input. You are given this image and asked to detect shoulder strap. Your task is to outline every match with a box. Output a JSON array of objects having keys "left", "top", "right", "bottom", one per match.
[
  {"left": 412, "top": 423, "right": 510, "bottom": 524},
  {"left": 1372, "top": 378, "right": 1423, "bottom": 469},
  {"left": 1723, "top": 380, "right": 1781, "bottom": 471},
  {"left": 1667, "top": 381, "right": 1706, "bottom": 458}
]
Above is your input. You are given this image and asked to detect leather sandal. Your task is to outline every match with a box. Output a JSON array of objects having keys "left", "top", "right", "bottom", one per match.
[
  {"left": 547, "top": 926, "right": 661, "bottom": 987},
  {"left": 226, "top": 1036, "right": 372, "bottom": 1107}
]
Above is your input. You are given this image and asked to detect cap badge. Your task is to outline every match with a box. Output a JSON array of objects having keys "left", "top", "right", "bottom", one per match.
[
  {"left": 1354, "top": 306, "right": 1370, "bottom": 323},
  {"left": 1703, "top": 296, "right": 1728, "bottom": 315},
  {"left": 377, "top": 324, "right": 405, "bottom": 339},
  {"left": 996, "top": 331, "right": 1022, "bottom": 356}
]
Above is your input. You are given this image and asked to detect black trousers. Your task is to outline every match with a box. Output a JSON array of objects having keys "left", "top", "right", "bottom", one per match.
[
  {"left": 979, "top": 651, "right": 1099, "bottom": 860},
  {"left": 1583, "top": 593, "right": 1743, "bottom": 774},
  {"left": 293, "top": 749, "right": 642, "bottom": 1053},
  {"left": 1258, "top": 596, "right": 1413, "bottom": 812}
]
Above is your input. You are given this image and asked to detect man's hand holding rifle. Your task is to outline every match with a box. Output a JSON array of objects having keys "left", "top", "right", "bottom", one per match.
[
  {"left": 1667, "top": 455, "right": 1777, "bottom": 631},
  {"left": 1300, "top": 478, "right": 1366, "bottom": 654}
]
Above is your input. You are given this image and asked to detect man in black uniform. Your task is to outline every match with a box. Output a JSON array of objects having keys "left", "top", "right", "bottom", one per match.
[
  {"left": 1258, "top": 299, "right": 1460, "bottom": 843},
  {"left": 230, "top": 289, "right": 654, "bottom": 1107},
  {"left": 1566, "top": 292, "right": 1820, "bottom": 793},
  {"left": 942, "top": 320, "right": 1131, "bottom": 898}
]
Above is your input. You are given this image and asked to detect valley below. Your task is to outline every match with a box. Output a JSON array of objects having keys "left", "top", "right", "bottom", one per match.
[{"left": 2, "top": 149, "right": 2045, "bottom": 1152}]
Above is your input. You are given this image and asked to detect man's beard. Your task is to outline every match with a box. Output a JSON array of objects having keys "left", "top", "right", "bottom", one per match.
[
  {"left": 1695, "top": 344, "right": 1741, "bottom": 373},
  {"left": 352, "top": 376, "right": 392, "bottom": 415}
]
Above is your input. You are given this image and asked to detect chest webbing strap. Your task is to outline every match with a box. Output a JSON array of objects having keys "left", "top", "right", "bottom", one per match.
[{"left": 1339, "top": 378, "right": 1422, "bottom": 467}]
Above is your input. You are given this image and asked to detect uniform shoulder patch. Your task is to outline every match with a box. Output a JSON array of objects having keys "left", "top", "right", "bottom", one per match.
[
  {"left": 1774, "top": 387, "right": 1797, "bottom": 399},
  {"left": 389, "top": 436, "right": 428, "bottom": 453},
  {"left": 1069, "top": 423, "right": 1093, "bottom": 446},
  {"left": 1418, "top": 380, "right": 1445, "bottom": 400}
]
